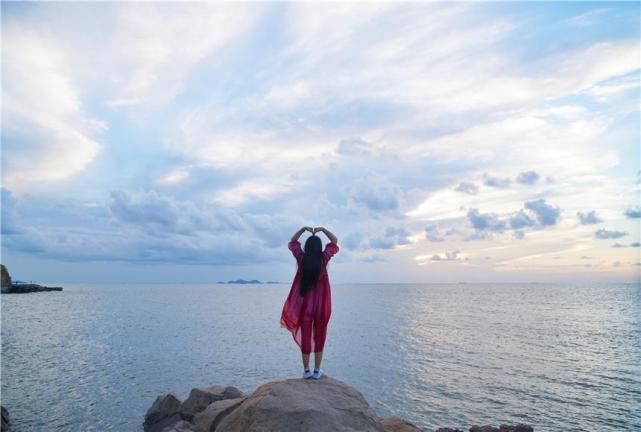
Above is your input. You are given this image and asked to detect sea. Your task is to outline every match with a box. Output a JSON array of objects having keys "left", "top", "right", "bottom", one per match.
[{"left": 1, "top": 283, "right": 640, "bottom": 432}]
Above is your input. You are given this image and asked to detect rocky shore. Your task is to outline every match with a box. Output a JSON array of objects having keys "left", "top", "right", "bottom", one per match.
[
  {"left": 143, "top": 375, "right": 533, "bottom": 432},
  {"left": 0, "top": 264, "right": 63, "bottom": 294}
]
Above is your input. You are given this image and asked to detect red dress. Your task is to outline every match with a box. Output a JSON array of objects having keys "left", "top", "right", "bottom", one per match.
[{"left": 280, "top": 239, "right": 340, "bottom": 354}]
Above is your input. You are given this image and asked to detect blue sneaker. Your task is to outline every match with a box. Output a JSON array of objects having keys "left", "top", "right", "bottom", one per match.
[
  {"left": 303, "top": 368, "right": 313, "bottom": 379},
  {"left": 312, "top": 368, "right": 323, "bottom": 379}
]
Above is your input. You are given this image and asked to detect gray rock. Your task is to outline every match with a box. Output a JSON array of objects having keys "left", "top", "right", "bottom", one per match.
[
  {"left": 162, "top": 420, "right": 196, "bottom": 432},
  {"left": 499, "top": 425, "right": 533, "bottom": 432},
  {"left": 146, "top": 414, "right": 182, "bottom": 432},
  {"left": 381, "top": 416, "right": 423, "bottom": 432},
  {"left": 435, "top": 429, "right": 464, "bottom": 432},
  {"left": 193, "top": 397, "right": 245, "bottom": 432},
  {"left": 144, "top": 393, "right": 182, "bottom": 432},
  {"left": 215, "top": 376, "right": 385, "bottom": 432},
  {"left": 1, "top": 405, "right": 9, "bottom": 432},
  {"left": 180, "top": 386, "right": 245, "bottom": 421},
  {"left": 470, "top": 426, "right": 500, "bottom": 432}
]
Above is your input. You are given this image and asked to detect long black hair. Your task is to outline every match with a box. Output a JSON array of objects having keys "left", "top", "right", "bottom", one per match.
[{"left": 299, "top": 235, "right": 323, "bottom": 296}]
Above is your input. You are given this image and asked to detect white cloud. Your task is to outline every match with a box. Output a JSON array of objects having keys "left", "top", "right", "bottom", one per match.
[
  {"left": 2, "top": 24, "right": 104, "bottom": 192},
  {"left": 103, "top": 3, "right": 264, "bottom": 109}
]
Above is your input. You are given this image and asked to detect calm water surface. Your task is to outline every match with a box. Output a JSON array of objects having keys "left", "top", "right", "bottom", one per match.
[{"left": 2, "top": 283, "right": 640, "bottom": 431}]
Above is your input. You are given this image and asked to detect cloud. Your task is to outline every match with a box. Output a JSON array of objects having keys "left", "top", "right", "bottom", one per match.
[
  {"left": 454, "top": 181, "right": 479, "bottom": 195},
  {"left": 516, "top": 170, "right": 540, "bottom": 185},
  {"left": 524, "top": 199, "right": 560, "bottom": 226},
  {"left": 349, "top": 173, "right": 402, "bottom": 212},
  {"left": 369, "top": 226, "right": 411, "bottom": 250},
  {"left": 105, "top": 3, "right": 264, "bottom": 108},
  {"left": 464, "top": 231, "right": 492, "bottom": 242},
  {"left": 428, "top": 250, "right": 468, "bottom": 262},
  {"left": 109, "top": 190, "right": 178, "bottom": 231},
  {"left": 594, "top": 228, "right": 627, "bottom": 239},
  {"left": 611, "top": 242, "right": 640, "bottom": 248},
  {"left": 342, "top": 232, "right": 364, "bottom": 250},
  {"left": 467, "top": 208, "right": 506, "bottom": 231},
  {"left": 2, "top": 23, "right": 103, "bottom": 192},
  {"left": 508, "top": 210, "right": 536, "bottom": 229},
  {"left": 1, "top": 188, "right": 22, "bottom": 235},
  {"left": 425, "top": 225, "right": 445, "bottom": 242},
  {"left": 361, "top": 255, "right": 385, "bottom": 263},
  {"left": 576, "top": 210, "right": 603, "bottom": 225},
  {"left": 565, "top": 8, "right": 610, "bottom": 27},
  {"left": 482, "top": 173, "right": 512, "bottom": 188},
  {"left": 513, "top": 230, "right": 525, "bottom": 239},
  {"left": 337, "top": 137, "right": 374, "bottom": 156},
  {"left": 2, "top": 189, "right": 303, "bottom": 264},
  {"left": 624, "top": 207, "right": 641, "bottom": 218}
]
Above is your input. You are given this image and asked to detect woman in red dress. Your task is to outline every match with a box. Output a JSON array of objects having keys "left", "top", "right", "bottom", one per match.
[{"left": 280, "top": 226, "right": 339, "bottom": 380}]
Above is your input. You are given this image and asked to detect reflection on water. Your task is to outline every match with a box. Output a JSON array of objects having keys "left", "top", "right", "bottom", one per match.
[{"left": 2, "top": 283, "right": 640, "bottom": 431}]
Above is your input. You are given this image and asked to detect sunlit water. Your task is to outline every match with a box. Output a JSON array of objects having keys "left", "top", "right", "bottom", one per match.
[{"left": 2, "top": 283, "right": 640, "bottom": 431}]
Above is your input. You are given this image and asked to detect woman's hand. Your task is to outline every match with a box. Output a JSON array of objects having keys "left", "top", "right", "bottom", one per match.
[
  {"left": 292, "top": 226, "right": 312, "bottom": 242},
  {"left": 314, "top": 227, "right": 338, "bottom": 244},
  {"left": 304, "top": 226, "right": 314, "bottom": 233}
]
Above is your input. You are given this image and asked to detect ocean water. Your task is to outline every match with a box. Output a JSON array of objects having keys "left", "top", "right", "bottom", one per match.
[{"left": 1, "top": 283, "right": 640, "bottom": 432}]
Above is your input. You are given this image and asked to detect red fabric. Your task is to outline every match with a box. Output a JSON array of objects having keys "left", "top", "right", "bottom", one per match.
[{"left": 280, "top": 239, "right": 339, "bottom": 354}]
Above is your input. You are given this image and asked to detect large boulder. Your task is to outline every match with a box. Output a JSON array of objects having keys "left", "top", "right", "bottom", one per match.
[
  {"left": 193, "top": 397, "right": 245, "bottom": 432},
  {"left": 161, "top": 420, "right": 196, "bottom": 432},
  {"left": 144, "top": 392, "right": 183, "bottom": 432},
  {"left": 1, "top": 265, "right": 11, "bottom": 293},
  {"left": 499, "top": 425, "right": 533, "bottom": 432},
  {"left": 470, "top": 427, "right": 499, "bottom": 432},
  {"left": 215, "top": 376, "right": 385, "bottom": 432},
  {"left": 1, "top": 405, "right": 9, "bottom": 432},
  {"left": 179, "top": 386, "right": 245, "bottom": 421},
  {"left": 381, "top": 416, "right": 422, "bottom": 432}
]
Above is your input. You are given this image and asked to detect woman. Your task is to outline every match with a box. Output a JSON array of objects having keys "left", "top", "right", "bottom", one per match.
[{"left": 280, "top": 226, "right": 339, "bottom": 380}]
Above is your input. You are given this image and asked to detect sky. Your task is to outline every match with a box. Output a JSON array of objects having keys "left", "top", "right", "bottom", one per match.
[{"left": 1, "top": 2, "right": 640, "bottom": 284}]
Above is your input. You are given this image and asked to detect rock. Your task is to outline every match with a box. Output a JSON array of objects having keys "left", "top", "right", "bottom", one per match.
[
  {"left": 1, "top": 265, "right": 11, "bottom": 291},
  {"left": 161, "top": 420, "right": 196, "bottom": 432},
  {"left": 193, "top": 397, "right": 245, "bottom": 432},
  {"left": 436, "top": 429, "right": 464, "bottom": 432},
  {"left": 499, "top": 425, "right": 533, "bottom": 432},
  {"left": 1, "top": 405, "right": 9, "bottom": 432},
  {"left": 381, "top": 416, "right": 422, "bottom": 432},
  {"left": 215, "top": 376, "right": 385, "bottom": 432},
  {"left": 179, "top": 386, "right": 245, "bottom": 421},
  {"left": 144, "top": 393, "right": 183, "bottom": 432},
  {"left": 470, "top": 427, "right": 500, "bottom": 432}
]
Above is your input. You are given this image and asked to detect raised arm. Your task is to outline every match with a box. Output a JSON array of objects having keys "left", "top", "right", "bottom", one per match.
[
  {"left": 291, "top": 226, "right": 313, "bottom": 242},
  {"left": 315, "top": 226, "right": 338, "bottom": 244}
]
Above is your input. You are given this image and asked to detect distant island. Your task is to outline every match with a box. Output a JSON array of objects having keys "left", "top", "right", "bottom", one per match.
[
  {"left": 217, "top": 279, "right": 281, "bottom": 284},
  {"left": 1, "top": 264, "right": 63, "bottom": 294}
]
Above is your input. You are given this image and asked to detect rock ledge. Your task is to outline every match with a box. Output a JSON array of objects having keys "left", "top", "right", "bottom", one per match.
[{"left": 143, "top": 375, "right": 533, "bottom": 432}]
